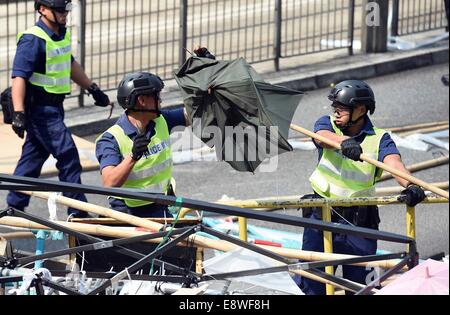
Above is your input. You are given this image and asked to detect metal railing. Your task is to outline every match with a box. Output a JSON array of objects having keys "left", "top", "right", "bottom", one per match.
[
  {"left": 180, "top": 195, "right": 449, "bottom": 295},
  {"left": 0, "top": 0, "right": 448, "bottom": 107},
  {"left": 391, "top": 0, "right": 448, "bottom": 36}
]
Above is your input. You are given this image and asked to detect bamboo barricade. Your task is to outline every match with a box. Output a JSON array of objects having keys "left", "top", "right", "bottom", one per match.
[
  {"left": 0, "top": 215, "right": 403, "bottom": 288},
  {"left": 289, "top": 124, "right": 449, "bottom": 200},
  {"left": 3, "top": 193, "right": 403, "bottom": 270},
  {"left": 378, "top": 156, "right": 449, "bottom": 182}
]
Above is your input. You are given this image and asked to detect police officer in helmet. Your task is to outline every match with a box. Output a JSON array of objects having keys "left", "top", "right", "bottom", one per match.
[
  {"left": 95, "top": 47, "right": 214, "bottom": 217},
  {"left": 7, "top": 0, "right": 111, "bottom": 218},
  {"left": 299, "top": 80, "right": 426, "bottom": 295},
  {"left": 95, "top": 72, "right": 187, "bottom": 217}
]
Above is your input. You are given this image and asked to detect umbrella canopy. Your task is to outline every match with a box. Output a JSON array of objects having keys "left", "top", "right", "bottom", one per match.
[
  {"left": 376, "top": 259, "right": 449, "bottom": 295},
  {"left": 174, "top": 56, "right": 303, "bottom": 172}
]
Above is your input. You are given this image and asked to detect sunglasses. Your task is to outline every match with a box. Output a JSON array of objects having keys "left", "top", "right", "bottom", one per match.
[{"left": 331, "top": 103, "right": 351, "bottom": 114}]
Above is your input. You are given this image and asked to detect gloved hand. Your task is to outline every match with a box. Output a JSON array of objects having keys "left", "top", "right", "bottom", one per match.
[
  {"left": 12, "top": 111, "right": 26, "bottom": 139},
  {"left": 194, "top": 47, "right": 216, "bottom": 60},
  {"left": 341, "top": 138, "right": 363, "bottom": 161},
  {"left": 87, "top": 83, "right": 110, "bottom": 107},
  {"left": 398, "top": 184, "right": 426, "bottom": 207},
  {"left": 131, "top": 133, "right": 150, "bottom": 161}
]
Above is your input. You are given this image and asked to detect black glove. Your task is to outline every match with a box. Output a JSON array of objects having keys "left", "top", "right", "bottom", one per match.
[
  {"left": 341, "top": 138, "right": 363, "bottom": 161},
  {"left": 87, "top": 83, "right": 110, "bottom": 107},
  {"left": 131, "top": 133, "right": 150, "bottom": 161},
  {"left": 12, "top": 111, "right": 26, "bottom": 139},
  {"left": 194, "top": 47, "right": 216, "bottom": 60},
  {"left": 398, "top": 184, "right": 426, "bottom": 207}
]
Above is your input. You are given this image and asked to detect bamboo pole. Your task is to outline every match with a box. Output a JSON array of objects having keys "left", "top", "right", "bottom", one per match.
[
  {"left": 23, "top": 191, "right": 166, "bottom": 232},
  {"left": 378, "top": 156, "right": 449, "bottom": 182},
  {"left": 0, "top": 231, "right": 35, "bottom": 240},
  {"left": 180, "top": 195, "right": 448, "bottom": 213},
  {"left": 397, "top": 124, "right": 449, "bottom": 137},
  {"left": 290, "top": 124, "right": 449, "bottom": 199},
  {"left": 375, "top": 182, "right": 448, "bottom": 195},
  {"left": 386, "top": 121, "right": 448, "bottom": 133},
  {"left": 289, "top": 121, "right": 449, "bottom": 143},
  {"left": 322, "top": 204, "right": 335, "bottom": 295}
]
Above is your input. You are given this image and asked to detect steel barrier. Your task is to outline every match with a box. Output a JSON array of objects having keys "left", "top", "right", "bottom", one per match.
[{"left": 179, "top": 195, "right": 449, "bottom": 295}]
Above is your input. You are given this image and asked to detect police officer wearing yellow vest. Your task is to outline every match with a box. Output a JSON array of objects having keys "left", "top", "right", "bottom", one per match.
[
  {"left": 7, "top": 0, "right": 110, "bottom": 218},
  {"left": 95, "top": 72, "right": 190, "bottom": 217},
  {"left": 299, "top": 80, "right": 426, "bottom": 295}
]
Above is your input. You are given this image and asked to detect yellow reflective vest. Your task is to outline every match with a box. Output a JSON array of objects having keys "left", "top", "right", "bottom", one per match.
[
  {"left": 310, "top": 116, "right": 386, "bottom": 198},
  {"left": 18, "top": 25, "right": 71, "bottom": 94},
  {"left": 98, "top": 116, "right": 174, "bottom": 207}
]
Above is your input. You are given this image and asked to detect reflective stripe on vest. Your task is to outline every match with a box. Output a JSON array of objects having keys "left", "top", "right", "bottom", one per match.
[
  {"left": 98, "top": 116, "right": 174, "bottom": 207},
  {"left": 309, "top": 116, "right": 386, "bottom": 198},
  {"left": 18, "top": 25, "right": 71, "bottom": 94}
]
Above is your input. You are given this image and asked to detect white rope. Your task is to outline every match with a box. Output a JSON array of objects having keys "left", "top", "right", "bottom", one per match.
[{"left": 330, "top": 208, "right": 355, "bottom": 227}]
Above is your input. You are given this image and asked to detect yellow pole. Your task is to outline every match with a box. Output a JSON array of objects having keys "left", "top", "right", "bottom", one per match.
[
  {"left": 238, "top": 217, "right": 248, "bottom": 242},
  {"left": 406, "top": 206, "right": 416, "bottom": 253},
  {"left": 322, "top": 204, "right": 335, "bottom": 295}
]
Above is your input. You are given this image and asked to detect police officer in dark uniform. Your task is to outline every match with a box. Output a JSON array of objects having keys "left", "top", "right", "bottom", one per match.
[
  {"left": 95, "top": 48, "right": 215, "bottom": 218},
  {"left": 299, "top": 80, "right": 426, "bottom": 295},
  {"left": 7, "top": 0, "right": 111, "bottom": 218},
  {"left": 95, "top": 72, "right": 188, "bottom": 218}
]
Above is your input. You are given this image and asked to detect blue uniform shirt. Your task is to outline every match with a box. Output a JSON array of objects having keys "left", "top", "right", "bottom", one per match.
[
  {"left": 313, "top": 115, "right": 400, "bottom": 162},
  {"left": 96, "top": 108, "right": 186, "bottom": 216},
  {"left": 12, "top": 18, "right": 74, "bottom": 102}
]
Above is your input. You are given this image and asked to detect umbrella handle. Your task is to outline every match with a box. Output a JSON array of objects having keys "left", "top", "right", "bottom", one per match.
[{"left": 290, "top": 123, "right": 449, "bottom": 200}]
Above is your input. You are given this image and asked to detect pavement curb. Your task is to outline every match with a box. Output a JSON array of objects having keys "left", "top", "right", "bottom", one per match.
[
  {"left": 67, "top": 45, "right": 449, "bottom": 137},
  {"left": 272, "top": 47, "right": 449, "bottom": 92}
]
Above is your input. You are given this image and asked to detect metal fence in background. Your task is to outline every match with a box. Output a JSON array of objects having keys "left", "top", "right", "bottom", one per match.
[
  {"left": 392, "top": 0, "right": 448, "bottom": 36},
  {"left": 81, "top": 0, "right": 181, "bottom": 91},
  {"left": 0, "top": 1, "right": 38, "bottom": 94},
  {"left": 186, "top": 0, "right": 276, "bottom": 65},
  {"left": 280, "top": 0, "right": 362, "bottom": 60},
  {"left": 0, "top": 0, "right": 448, "bottom": 107}
]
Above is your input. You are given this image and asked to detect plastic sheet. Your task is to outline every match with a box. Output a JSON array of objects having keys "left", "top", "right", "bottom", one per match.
[{"left": 203, "top": 247, "right": 304, "bottom": 295}]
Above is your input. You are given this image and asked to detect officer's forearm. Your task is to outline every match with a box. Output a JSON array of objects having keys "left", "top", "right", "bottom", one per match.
[
  {"left": 11, "top": 77, "right": 27, "bottom": 112},
  {"left": 315, "top": 130, "right": 349, "bottom": 149},
  {"left": 383, "top": 154, "right": 411, "bottom": 188},
  {"left": 71, "top": 61, "right": 92, "bottom": 89},
  {"left": 102, "top": 157, "right": 136, "bottom": 187}
]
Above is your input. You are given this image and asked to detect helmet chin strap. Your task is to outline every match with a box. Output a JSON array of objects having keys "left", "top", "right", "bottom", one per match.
[
  {"left": 336, "top": 108, "right": 366, "bottom": 131},
  {"left": 41, "top": 10, "right": 64, "bottom": 28},
  {"left": 129, "top": 94, "right": 161, "bottom": 116},
  {"left": 128, "top": 108, "right": 161, "bottom": 117},
  {"left": 129, "top": 108, "right": 161, "bottom": 115}
]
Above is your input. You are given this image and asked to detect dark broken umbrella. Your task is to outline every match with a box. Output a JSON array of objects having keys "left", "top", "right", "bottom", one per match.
[{"left": 174, "top": 56, "right": 304, "bottom": 172}]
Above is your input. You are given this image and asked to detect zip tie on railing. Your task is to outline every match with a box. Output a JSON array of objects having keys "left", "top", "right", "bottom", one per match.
[{"left": 47, "top": 192, "right": 63, "bottom": 241}]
